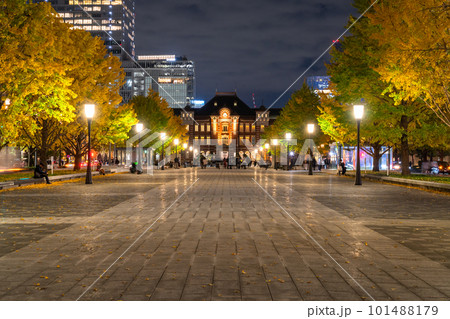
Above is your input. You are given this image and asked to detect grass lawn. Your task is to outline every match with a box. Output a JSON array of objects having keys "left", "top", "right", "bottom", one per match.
[
  {"left": 365, "top": 171, "right": 450, "bottom": 184},
  {"left": 0, "top": 169, "right": 87, "bottom": 183}
]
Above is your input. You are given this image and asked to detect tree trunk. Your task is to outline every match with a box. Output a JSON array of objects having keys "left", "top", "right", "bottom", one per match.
[
  {"left": 371, "top": 143, "right": 382, "bottom": 172},
  {"left": 37, "top": 119, "right": 49, "bottom": 166},
  {"left": 74, "top": 154, "right": 82, "bottom": 171},
  {"left": 400, "top": 115, "right": 410, "bottom": 175}
]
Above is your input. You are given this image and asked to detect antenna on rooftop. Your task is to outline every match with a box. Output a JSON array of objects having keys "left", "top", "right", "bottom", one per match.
[{"left": 252, "top": 93, "right": 257, "bottom": 108}]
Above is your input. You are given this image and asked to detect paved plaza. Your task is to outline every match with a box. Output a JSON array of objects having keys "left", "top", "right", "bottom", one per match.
[{"left": 0, "top": 169, "right": 449, "bottom": 301}]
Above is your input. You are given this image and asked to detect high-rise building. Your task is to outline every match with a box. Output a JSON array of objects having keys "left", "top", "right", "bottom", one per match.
[
  {"left": 36, "top": 1, "right": 196, "bottom": 107},
  {"left": 35, "top": 0, "right": 135, "bottom": 61},
  {"left": 121, "top": 55, "right": 195, "bottom": 108},
  {"left": 306, "top": 76, "right": 331, "bottom": 94}
]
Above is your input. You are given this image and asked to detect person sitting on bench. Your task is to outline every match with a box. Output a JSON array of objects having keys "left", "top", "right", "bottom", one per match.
[
  {"left": 96, "top": 161, "right": 106, "bottom": 175},
  {"left": 34, "top": 163, "right": 51, "bottom": 184}
]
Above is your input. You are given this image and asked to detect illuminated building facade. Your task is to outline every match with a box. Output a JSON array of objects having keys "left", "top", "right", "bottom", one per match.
[
  {"left": 306, "top": 76, "right": 331, "bottom": 95},
  {"left": 35, "top": 0, "right": 135, "bottom": 60},
  {"left": 121, "top": 55, "right": 195, "bottom": 108},
  {"left": 175, "top": 92, "right": 280, "bottom": 159}
]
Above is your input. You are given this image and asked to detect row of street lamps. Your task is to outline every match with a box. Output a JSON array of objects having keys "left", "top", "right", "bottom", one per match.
[
  {"left": 263, "top": 103, "right": 364, "bottom": 185},
  {"left": 83, "top": 103, "right": 364, "bottom": 185}
]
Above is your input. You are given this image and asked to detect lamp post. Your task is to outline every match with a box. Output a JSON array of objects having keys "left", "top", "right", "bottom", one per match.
[
  {"left": 160, "top": 132, "right": 166, "bottom": 170},
  {"left": 264, "top": 143, "right": 269, "bottom": 162},
  {"left": 307, "top": 124, "right": 314, "bottom": 175},
  {"left": 183, "top": 142, "right": 187, "bottom": 167},
  {"left": 354, "top": 104, "right": 364, "bottom": 185},
  {"left": 285, "top": 133, "right": 291, "bottom": 170},
  {"left": 85, "top": 104, "right": 95, "bottom": 184},
  {"left": 136, "top": 123, "right": 144, "bottom": 171},
  {"left": 174, "top": 138, "right": 179, "bottom": 168},
  {"left": 272, "top": 139, "right": 278, "bottom": 169}
]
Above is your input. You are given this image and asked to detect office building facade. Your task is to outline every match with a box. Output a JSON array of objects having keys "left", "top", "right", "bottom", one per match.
[
  {"left": 121, "top": 55, "right": 195, "bottom": 108},
  {"left": 37, "top": 1, "right": 195, "bottom": 108},
  {"left": 36, "top": 0, "right": 135, "bottom": 61}
]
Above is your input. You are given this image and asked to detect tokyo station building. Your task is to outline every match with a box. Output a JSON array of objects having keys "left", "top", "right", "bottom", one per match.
[{"left": 175, "top": 92, "right": 280, "bottom": 160}]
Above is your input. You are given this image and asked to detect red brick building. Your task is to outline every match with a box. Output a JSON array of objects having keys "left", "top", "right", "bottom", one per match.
[{"left": 176, "top": 92, "right": 279, "bottom": 160}]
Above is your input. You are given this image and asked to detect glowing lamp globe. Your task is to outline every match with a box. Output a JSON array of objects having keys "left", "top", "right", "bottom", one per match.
[
  {"left": 354, "top": 104, "right": 364, "bottom": 120},
  {"left": 136, "top": 123, "right": 144, "bottom": 133},
  {"left": 85, "top": 104, "right": 95, "bottom": 119}
]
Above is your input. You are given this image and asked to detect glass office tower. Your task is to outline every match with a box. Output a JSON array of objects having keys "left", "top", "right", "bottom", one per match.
[
  {"left": 35, "top": 0, "right": 135, "bottom": 61},
  {"left": 121, "top": 56, "right": 196, "bottom": 108}
]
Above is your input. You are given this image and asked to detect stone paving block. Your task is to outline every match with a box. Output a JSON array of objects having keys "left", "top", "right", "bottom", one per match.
[{"left": 0, "top": 171, "right": 449, "bottom": 301}]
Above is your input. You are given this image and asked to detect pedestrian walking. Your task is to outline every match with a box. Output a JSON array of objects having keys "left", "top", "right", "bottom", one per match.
[{"left": 339, "top": 160, "right": 347, "bottom": 176}]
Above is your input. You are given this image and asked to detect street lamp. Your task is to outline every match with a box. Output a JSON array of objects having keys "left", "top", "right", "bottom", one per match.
[
  {"left": 258, "top": 146, "right": 263, "bottom": 163},
  {"left": 183, "top": 143, "right": 187, "bottom": 167},
  {"left": 3, "top": 98, "right": 11, "bottom": 110},
  {"left": 272, "top": 139, "right": 278, "bottom": 170},
  {"left": 160, "top": 132, "right": 166, "bottom": 170},
  {"left": 285, "top": 133, "right": 291, "bottom": 170},
  {"left": 189, "top": 146, "right": 193, "bottom": 164},
  {"left": 307, "top": 124, "right": 314, "bottom": 175},
  {"left": 85, "top": 104, "right": 95, "bottom": 184},
  {"left": 354, "top": 104, "right": 364, "bottom": 185},
  {"left": 136, "top": 123, "right": 144, "bottom": 171},
  {"left": 174, "top": 138, "right": 179, "bottom": 168}
]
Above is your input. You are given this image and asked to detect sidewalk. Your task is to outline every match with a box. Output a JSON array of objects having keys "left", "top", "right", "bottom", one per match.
[
  {"left": 0, "top": 170, "right": 448, "bottom": 301},
  {"left": 0, "top": 167, "right": 120, "bottom": 191},
  {"left": 324, "top": 169, "right": 450, "bottom": 193}
]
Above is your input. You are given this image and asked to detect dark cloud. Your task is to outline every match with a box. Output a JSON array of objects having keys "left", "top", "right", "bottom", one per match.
[{"left": 134, "top": 0, "right": 357, "bottom": 107}]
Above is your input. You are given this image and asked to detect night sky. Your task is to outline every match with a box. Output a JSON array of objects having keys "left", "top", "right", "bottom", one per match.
[{"left": 134, "top": 0, "right": 357, "bottom": 107}]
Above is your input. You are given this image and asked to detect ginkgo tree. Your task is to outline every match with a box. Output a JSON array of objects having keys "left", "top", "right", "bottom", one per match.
[
  {"left": 264, "top": 82, "right": 329, "bottom": 153},
  {"left": 130, "top": 89, "right": 187, "bottom": 150},
  {"left": 325, "top": 0, "right": 447, "bottom": 174},
  {"left": 368, "top": 0, "right": 450, "bottom": 127},
  {"left": 56, "top": 25, "right": 137, "bottom": 171},
  {"left": 0, "top": 0, "right": 76, "bottom": 157},
  {"left": 0, "top": 0, "right": 137, "bottom": 167}
]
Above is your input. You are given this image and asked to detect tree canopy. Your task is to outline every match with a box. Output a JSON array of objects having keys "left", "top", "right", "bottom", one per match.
[
  {"left": 130, "top": 89, "right": 187, "bottom": 149},
  {"left": 0, "top": 0, "right": 137, "bottom": 167},
  {"left": 368, "top": 0, "right": 450, "bottom": 127},
  {"left": 323, "top": 0, "right": 448, "bottom": 173},
  {"left": 264, "top": 81, "right": 327, "bottom": 152}
]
